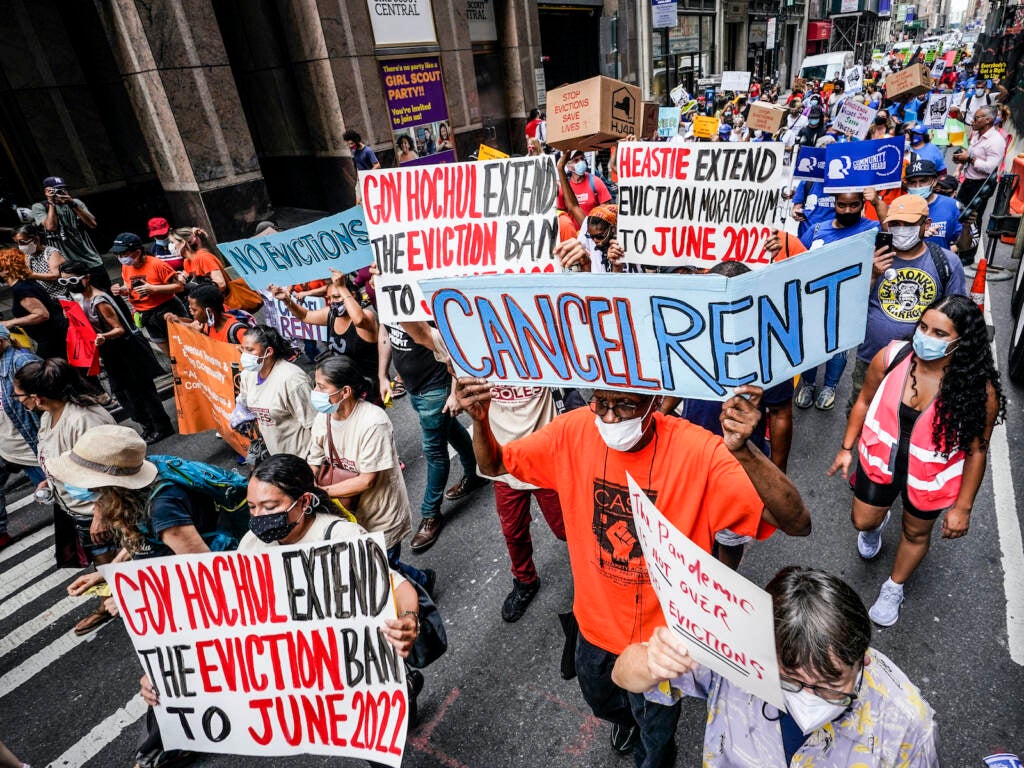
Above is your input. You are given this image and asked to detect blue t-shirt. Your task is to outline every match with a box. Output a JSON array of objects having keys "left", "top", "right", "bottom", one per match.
[
  {"left": 909, "top": 141, "right": 947, "bottom": 173},
  {"left": 924, "top": 193, "right": 963, "bottom": 250},
  {"left": 680, "top": 381, "right": 793, "bottom": 457},
  {"left": 793, "top": 181, "right": 836, "bottom": 239},
  {"left": 352, "top": 145, "right": 379, "bottom": 171},
  {"left": 858, "top": 243, "right": 967, "bottom": 362},
  {"left": 800, "top": 216, "right": 879, "bottom": 250},
  {"left": 136, "top": 482, "right": 222, "bottom": 559}
]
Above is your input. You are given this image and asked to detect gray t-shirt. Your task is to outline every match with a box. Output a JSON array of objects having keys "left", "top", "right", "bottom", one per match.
[
  {"left": 857, "top": 244, "right": 966, "bottom": 363},
  {"left": 31, "top": 199, "right": 103, "bottom": 268}
]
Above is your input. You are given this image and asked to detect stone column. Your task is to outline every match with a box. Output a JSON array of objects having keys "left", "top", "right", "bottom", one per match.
[
  {"left": 496, "top": 0, "right": 545, "bottom": 154},
  {"left": 93, "top": 0, "right": 269, "bottom": 240}
]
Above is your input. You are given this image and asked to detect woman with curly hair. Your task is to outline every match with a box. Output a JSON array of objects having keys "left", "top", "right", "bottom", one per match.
[
  {"left": 0, "top": 246, "right": 67, "bottom": 360},
  {"left": 828, "top": 295, "right": 1005, "bottom": 626}
]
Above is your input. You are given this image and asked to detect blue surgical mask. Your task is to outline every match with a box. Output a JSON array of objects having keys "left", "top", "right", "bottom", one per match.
[
  {"left": 975, "top": 88, "right": 985, "bottom": 97},
  {"left": 239, "top": 351, "right": 267, "bottom": 371},
  {"left": 907, "top": 184, "right": 932, "bottom": 198},
  {"left": 64, "top": 483, "right": 99, "bottom": 504},
  {"left": 154, "top": 238, "right": 168, "bottom": 246},
  {"left": 913, "top": 328, "right": 958, "bottom": 360},
  {"left": 572, "top": 160, "right": 588, "bottom": 176},
  {"left": 310, "top": 390, "right": 341, "bottom": 414},
  {"left": 809, "top": 118, "right": 821, "bottom": 126},
  {"left": 117, "top": 256, "right": 134, "bottom": 266}
]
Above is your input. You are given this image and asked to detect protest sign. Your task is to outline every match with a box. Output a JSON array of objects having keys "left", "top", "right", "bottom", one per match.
[
  {"left": 658, "top": 107, "right": 681, "bottom": 137},
  {"left": 379, "top": 56, "right": 456, "bottom": 166},
  {"left": 360, "top": 155, "right": 561, "bottom": 323},
  {"left": 930, "top": 59, "right": 947, "bottom": 79},
  {"left": 627, "top": 476, "right": 784, "bottom": 709},
  {"left": 422, "top": 230, "right": 875, "bottom": 400},
  {"left": 477, "top": 144, "right": 509, "bottom": 161},
  {"left": 99, "top": 534, "right": 407, "bottom": 765},
  {"left": 691, "top": 115, "right": 719, "bottom": 139},
  {"left": 616, "top": 141, "right": 787, "bottom": 268},
  {"left": 843, "top": 64, "right": 864, "bottom": 94},
  {"left": 60, "top": 299, "right": 100, "bottom": 376},
  {"left": 261, "top": 291, "right": 328, "bottom": 342},
  {"left": 720, "top": 71, "right": 751, "bottom": 92},
  {"left": 823, "top": 136, "right": 904, "bottom": 193},
  {"left": 792, "top": 146, "right": 826, "bottom": 182},
  {"left": 924, "top": 92, "right": 951, "bottom": 128},
  {"left": 218, "top": 208, "right": 373, "bottom": 291},
  {"left": 978, "top": 61, "right": 1006, "bottom": 80},
  {"left": 169, "top": 324, "right": 248, "bottom": 456},
  {"left": 833, "top": 98, "right": 875, "bottom": 139}
]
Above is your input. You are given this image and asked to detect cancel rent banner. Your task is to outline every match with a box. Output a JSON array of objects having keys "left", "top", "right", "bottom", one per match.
[
  {"left": 423, "top": 230, "right": 874, "bottom": 400},
  {"left": 616, "top": 141, "right": 787, "bottom": 269},
  {"left": 99, "top": 534, "right": 408, "bottom": 765},
  {"left": 628, "top": 476, "right": 783, "bottom": 709},
  {"left": 361, "top": 156, "right": 561, "bottom": 324}
]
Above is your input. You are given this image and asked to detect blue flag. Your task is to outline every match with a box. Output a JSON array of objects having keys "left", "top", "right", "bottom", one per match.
[
  {"left": 793, "top": 146, "right": 826, "bottom": 182},
  {"left": 823, "top": 137, "right": 904, "bottom": 193}
]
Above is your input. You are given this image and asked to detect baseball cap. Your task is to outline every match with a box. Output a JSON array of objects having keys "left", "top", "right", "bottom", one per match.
[
  {"left": 885, "top": 194, "right": 930, "bottom": 224},
  {"left": 718, "top": 124, "right": 732, "bottom": 136},
  {"left": 934, "top": 176, "right": 959, "bottom": 194},
  {"left": 147, "top": 217, "right": 170, "bottom": 238},
  {"left": 908, "top": 124, "right": 929, "bottom": 136},
  {"left": 110, "top": 232, "right": 143, "bottom": 253},
  {"left": 906, "top": 158, "right": 938, "bottom": 179},
  {"left": 42, "top": 176, "right": 66, "bottom": 189}
]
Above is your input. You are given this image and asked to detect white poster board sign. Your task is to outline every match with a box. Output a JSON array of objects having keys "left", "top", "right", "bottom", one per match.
[
  {"left": 844, "top": 65, "right": 865, "bottom": 94},
  {"left": 833, "top": 98, "right": 875, "bottom": 139},
  {"left": 721, "top": 71, "right": 752, "bottom": 92},
  {"left": 628, "top": 476, "right": 784, "bottom": 709}
]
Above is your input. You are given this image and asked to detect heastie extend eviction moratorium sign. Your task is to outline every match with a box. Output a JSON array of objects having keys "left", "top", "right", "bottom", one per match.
[
  {"left": 100, "top": 534, "right": 407, "bottom": 765},
  {"left": 217, "top": 208, "right": 374, "bottom": 291},
  {"left": 616, "top": 141, "right": 787, "bottom": 269},
  {"left": 360, "top": 156, "right": 561, "bottom": 324},
  {"left": 422, "top": 230, "right": 875, "bottom": 400}
]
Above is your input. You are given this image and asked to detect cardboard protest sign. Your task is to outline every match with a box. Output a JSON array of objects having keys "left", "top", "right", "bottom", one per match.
[
  {"left": 658, "top": 107, "right": 681, "bottom": 138},
  {"left": 691, "top": 115, "right": 719, "bottom": 139},
  {"left": 720, "top": 71, "right": 751, "bottom": 92},
  {"left": 792, "top": 146, "right": 826, "bottom": 182},
  {"left": 746, "top": 102, "right": 787, "bottom": 133},
  {"left": 627, "top": 476, "right": 784, "bottom": 709},
  {"left": 60, "top": 299, "right": 100, "bottom": 376},
  {"left": 884, "top": 63, "right": 932, "bottom": 100},
  {"left": 421, "top": 230, "right": 875, "bottom": 400},
  {"left": 833, "top": 98, "right": 875, "bottom": 139},
  {"left": 477, "top": 144, "right": 509, "bottom": 161},
  {"left": 843, "top": 65, "right": 864, "bottom": 94},
  {"left": 168, "top": 324, "right": 248, "bottom": 456},
  {"left": 924, "top": 92, "right": 951, "bottom": 128},
  {"left": 218, "top": 208, "right": 373, "bottom": 291},
  {"left": 260, "top": 291, "right": 328, "bottom": 342},
  {"left": 978, "top": 61, "right": 1006, "bottom": 80},
  {"left": 823, "top": 136, "right": 904, "bottom": 193},
  {"left": 361, "top": 156, "right": 561, "bottom": 324},
  {"left": 546, "top": 76, "right": 642, "bottom": 151},
  {"left": 99, "top": 534, "right": 408, "bottom": 765},
  {"left": 616, "top": 141, "right": 787, "bottom": 268}
]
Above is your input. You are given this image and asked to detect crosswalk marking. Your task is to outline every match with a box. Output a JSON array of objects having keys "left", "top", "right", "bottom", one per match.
[
  {"left": 0, "top": 594, "right": 87, "bottom": 660},
  {"left": 0, "top": 548, "right": 55, "bottom": 602},
  {"left": 46, "top": 694, "right": 148, "bottom": 768},
  {"left": 0, "top": 621, "right": 110, "bottom": 698},
  {"left": 0, "top": 566, "right": 82, "bottom": 621},
  {"left": 0, "top": 523, "right": 49, "bottom": 566}
]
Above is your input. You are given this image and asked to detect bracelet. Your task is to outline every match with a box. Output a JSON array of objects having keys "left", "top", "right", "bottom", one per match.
[
  {"left": 841, "top": 444, "right": 854, "bottom": 452},
  {"left": 400, "top": 609, "right": 419, "bottom": 632}
]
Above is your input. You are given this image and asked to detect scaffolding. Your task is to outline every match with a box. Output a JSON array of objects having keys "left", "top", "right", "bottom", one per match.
[{"left": 830, "top": 12, "right": 879, "bottom": 62}]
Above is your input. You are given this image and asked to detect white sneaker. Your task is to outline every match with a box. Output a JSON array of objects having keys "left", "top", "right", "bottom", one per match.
[
  {"left": 857, "top": 510, "right": 890, "bottom": 559},
  {"left": 869, "top": 579, "right": 905, "bottom": 626},
  {"left": 34, "top": 487, "right": 53, "bottom": 504},
  {"left": 794, "top": 383, "right": 815, "bottom": 409}
]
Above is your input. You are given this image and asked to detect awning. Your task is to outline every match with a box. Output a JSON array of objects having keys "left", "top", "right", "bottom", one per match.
[{"left": 807, "top": 21, "right": 832, "bottom": 39}]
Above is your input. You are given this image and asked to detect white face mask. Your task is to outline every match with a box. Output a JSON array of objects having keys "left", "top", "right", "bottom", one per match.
[
  {"left": 593, "top": 400, "right": 655, "bottom": 452},
  {"left": 888, "top": 224, "right": 922, "bottom": 251},
  {"left": 17, "top": 243, "right": 38, "bottom": 257},
  {"left": 783, "top": 688, "right": 849, "bottom": 735},
  {"left": 240, "top": 350, "right": 268, "bottom": 371}
]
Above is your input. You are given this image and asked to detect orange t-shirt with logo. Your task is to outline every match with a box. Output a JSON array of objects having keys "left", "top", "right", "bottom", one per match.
[
  {"left": 183, "top": 249, "right": 224, "bottom": 279},
  {"left": 121, "top": 255, "right": 178, "bottom": 312},
  {"left": 503, "top": 409, "right": 771, "bottom": 654}
]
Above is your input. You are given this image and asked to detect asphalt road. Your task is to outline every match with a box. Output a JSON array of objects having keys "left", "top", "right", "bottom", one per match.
[{"left": 2, "top": 241, "right": 1024, "bottom": 768}]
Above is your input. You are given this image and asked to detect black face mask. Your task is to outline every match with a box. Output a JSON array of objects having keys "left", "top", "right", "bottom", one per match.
[
  {"left": 65, "top": 282, "right": 87, "bottom": 294},
  {"left": 874, "top": 116, "right": 888, "bottom": 126},
  {"left": 248, "top": 510, "right": 298, "bottom": 543},
  {"left": 835, "top": 211, "right": 862, "bottom": 227}
]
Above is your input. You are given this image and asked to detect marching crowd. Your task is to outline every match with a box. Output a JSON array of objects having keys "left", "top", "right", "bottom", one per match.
[{"left": 0, "top": 40, "right": 1016, "bottom": 768}]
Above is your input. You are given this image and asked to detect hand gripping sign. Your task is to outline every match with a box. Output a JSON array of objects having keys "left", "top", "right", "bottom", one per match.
[
  {"left": 422, "top": 230, "right": 875, "bottom": 400},
  {"left": 99, "top": 534, "right": 408, "bottom": 766}
]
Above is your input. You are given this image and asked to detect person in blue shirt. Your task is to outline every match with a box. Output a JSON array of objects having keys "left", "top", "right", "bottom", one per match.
[
  {"left": 792, "top": 180, "right": 835, "bottom": 239},
  {"left": 907, "top": 125, "right": 947, "bottom": 174},
  {"left": 343, "top": 129, "right": 381, "bottom": 171},
  {"left": 905, "top": 158, "right": 969, "bottom": 254},
  {"left": 796, "top": 192, "right": 882, "bottom": 411}
]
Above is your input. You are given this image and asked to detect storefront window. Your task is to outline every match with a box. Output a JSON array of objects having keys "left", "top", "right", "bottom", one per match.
[{"left": 651, "top": 13, "right": 714, "bottom": 102}]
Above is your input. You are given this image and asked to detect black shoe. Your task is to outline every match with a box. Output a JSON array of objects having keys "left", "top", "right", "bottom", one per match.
[
  {"left": 501, "top": 578, "right": 539, "bottom": 622},
  {"left": 406, "top": 667, "right": 424, "bottom": 727},
  {"left": 558, "top": 611, "right": 579, "bottom": 680},
  {"left": 144, "top": 428, "right": 173, "bottom": 445},
  {"left": 421, "top": 568, "right": 437, "bottom": 599},
  {"left": 444, "top": 474, "right": 490, "bottom": 501},
  {"left": 610, "top": 723, "right": 639, "bottom": 754}
]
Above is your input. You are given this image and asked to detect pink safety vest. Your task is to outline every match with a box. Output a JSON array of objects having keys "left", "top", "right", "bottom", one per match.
[{"left": 858, "top": 341, "right": 965, "bottom": 510}]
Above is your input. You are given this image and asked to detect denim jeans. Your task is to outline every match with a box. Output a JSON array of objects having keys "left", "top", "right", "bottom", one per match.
[
  {"left": 408, "top": 385, "right": 476, "bottom": 519},
  {"left": 800, "top": 351, "right": 847, "bottom": 389},
  {"left": 576, "top": 635, "right": 680, "bottom": 768},
  {"left": 0, "top": 460, "right": 46, "bottom": 534},
  {"left": 388, "top": 543, "right": 428, "bottom": 588}
]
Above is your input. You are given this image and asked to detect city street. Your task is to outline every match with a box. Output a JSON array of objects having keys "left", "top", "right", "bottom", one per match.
[{"left": 2, "top": 240, "right": 1022, "bottom": 768}]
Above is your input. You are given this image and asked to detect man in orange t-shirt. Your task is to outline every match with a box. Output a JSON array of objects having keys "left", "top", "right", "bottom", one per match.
[
  {"left": 456, "top": 380, "right": 810, "bottom": 767},
  {"left": 110, "top": 232, "right": 188, "bottom": 355}
]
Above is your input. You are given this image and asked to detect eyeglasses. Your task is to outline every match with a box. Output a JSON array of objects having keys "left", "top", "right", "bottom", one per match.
[
  {"left": 588, "top": 397, "right": 643, "bottom": 419},
  {"left": 12, "top": 392, "right": 35, "bottom": 401},
  {"left": 57, "top": 276, "right": 84, "bottom": 286},
  {"left": 779, "top": 666, "right": 862, "bottom": 707}
]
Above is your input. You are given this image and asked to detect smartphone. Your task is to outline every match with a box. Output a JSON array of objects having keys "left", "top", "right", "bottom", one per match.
[{"left": 875, "top": 231, "right": 893, "bottom": 251}]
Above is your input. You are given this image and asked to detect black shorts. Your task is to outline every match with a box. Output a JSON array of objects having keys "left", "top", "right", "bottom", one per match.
[
  {"left": 140, "top": 297, "right": 189, "bottom": 343},
  {"left": 853, "top": 464, "right": 943, "bottom": 520}
]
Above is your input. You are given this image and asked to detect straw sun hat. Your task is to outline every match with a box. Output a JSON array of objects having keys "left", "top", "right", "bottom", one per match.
[{"left": 47, "top": 425, "right": 157, "bottom": 490}]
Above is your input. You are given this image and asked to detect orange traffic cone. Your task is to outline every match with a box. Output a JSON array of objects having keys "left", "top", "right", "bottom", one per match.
[{"left": 970, "top": 257, "right": 987, "bottom": 313}]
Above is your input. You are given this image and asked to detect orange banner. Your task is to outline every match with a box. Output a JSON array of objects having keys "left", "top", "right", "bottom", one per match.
[
  {"left": 168, "top": 324, "right": 248, "bottom": 456},
  {"left": 60, "top": 300, "right": 101, "bottom": 376}
]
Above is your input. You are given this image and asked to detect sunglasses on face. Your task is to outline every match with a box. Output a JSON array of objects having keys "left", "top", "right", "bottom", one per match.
[{"left": 57, "top": 276, "right": 85, "bottom": 287}]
